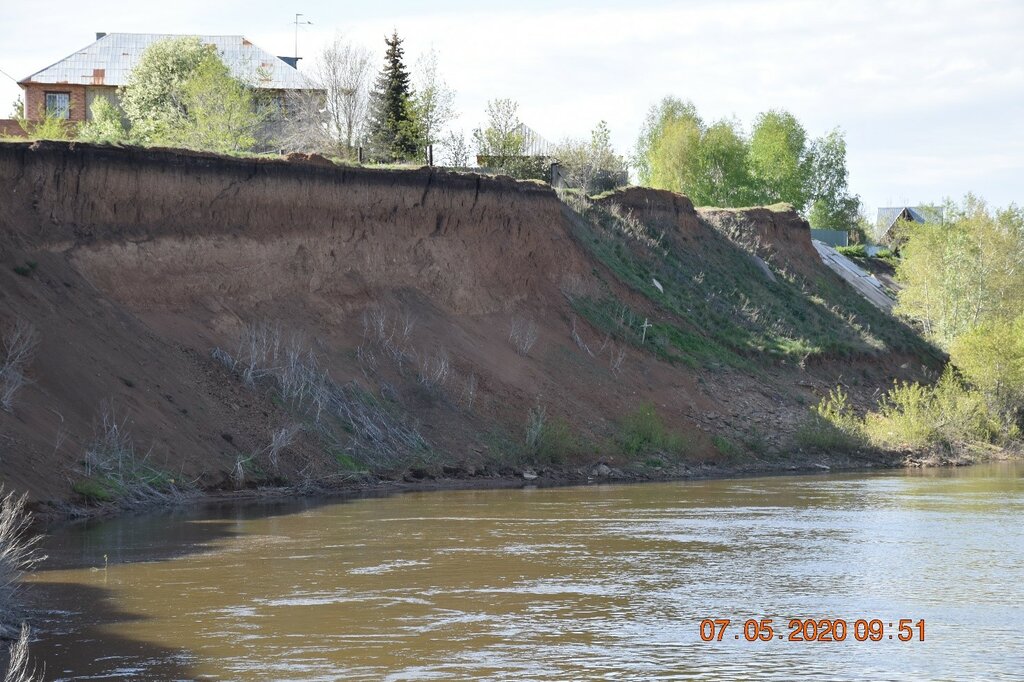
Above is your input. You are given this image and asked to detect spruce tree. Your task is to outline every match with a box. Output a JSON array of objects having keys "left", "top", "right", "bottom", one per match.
[{"left": 366, "top": 31, "right": 421, "bottom": 162}]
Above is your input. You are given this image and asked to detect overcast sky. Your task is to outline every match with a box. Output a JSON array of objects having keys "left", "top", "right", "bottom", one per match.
[{"left": 1, "top": 0, "right": 1021, "bottom": 214}]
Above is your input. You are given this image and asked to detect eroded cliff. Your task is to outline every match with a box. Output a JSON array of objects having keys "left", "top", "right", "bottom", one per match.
[{"left": 0, "top": 141, "right": 934, "bottom": 507}]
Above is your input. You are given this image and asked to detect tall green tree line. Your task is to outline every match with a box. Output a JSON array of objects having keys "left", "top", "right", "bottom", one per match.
[{"left": 634, "top": 97, "right": 860, "bottom": 230}]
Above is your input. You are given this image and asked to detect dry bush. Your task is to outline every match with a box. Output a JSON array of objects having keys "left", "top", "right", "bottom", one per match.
[
  {"left": 360, "top": 307, "right": 416, "bottom": 372},
  {"left": 415, "top": 348, "right": 451, "bottom": 389},
  {"left": 557, "top": 190, "right": 661, "bottom": 248},
  {"left": 0, "top": 487, "right": 44, "bottom": 641},
  {"left": 604, "top": 202, "right": 655, "bottom": 244},
  {"left": 0, "top": 320, "right": 38, "bottom": 413},
  {"left": 557, "top": 188, "right": 592, "bottom": 215},
  {"left": 77, "top": 403, "right": 188, "bottom": 507},
  {"left": 462, "top": 373, "right": 478, "bottom": 411},
  {"left": 509, "top": 317, "right": 539, "bottom": 356},
  {"left": 559, "top": 272, "right": 598, "bottom": 302},
  {"left": 609, "top": 344, "right": 627, "bottom": 374},
  {"left": 214, "top": 321, "right": 431, "bottom": 470},
  {"left": 3, "top": 624, "right": 42, "bottom": 682},
  {"left": 267, "top": 424, "right": 301, "bottom": 474},
  {"left": 525, "top": 403, "right": 547, "bottom": 454},
  {"left": 569, "top": 316, "right": 593, "bottom": 356},
  {"left": 230, "top": 454, "right": 250, "bottom": 490}
]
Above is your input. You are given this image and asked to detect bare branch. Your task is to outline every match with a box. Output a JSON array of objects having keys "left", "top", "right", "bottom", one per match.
[
  {"left": 509, "top": 317, "right": 539, "bottom": 356},
  {"left": 0, "top": 320, "right": 38, "bottom": 413}
]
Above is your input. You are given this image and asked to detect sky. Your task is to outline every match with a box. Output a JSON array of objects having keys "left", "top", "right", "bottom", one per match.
[{"left": 1, "top": 0, "right": 1021, "bottom": 215}]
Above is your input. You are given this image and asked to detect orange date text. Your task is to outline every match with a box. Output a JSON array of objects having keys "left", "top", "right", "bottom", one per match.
[{"left": 699, "top": 618, "right": 926, "bottom": 643}]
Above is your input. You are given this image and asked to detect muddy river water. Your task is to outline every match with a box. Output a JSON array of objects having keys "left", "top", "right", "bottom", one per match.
[{"left": 25, "top": 463, "right": 1024, "bottom": 680}]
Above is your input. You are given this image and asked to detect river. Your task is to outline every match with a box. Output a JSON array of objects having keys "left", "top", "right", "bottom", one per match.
[{"left": 25, "top": 463, "right": 1024, "bottom": 680}]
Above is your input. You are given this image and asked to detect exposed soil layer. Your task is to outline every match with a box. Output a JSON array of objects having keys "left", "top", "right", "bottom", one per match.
[{"left": 0, "top": 141, "right": 936, "bottom": 512}]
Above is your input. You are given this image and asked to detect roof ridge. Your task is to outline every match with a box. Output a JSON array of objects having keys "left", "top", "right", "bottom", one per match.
[{"left": 20, "top": 33, "right": 312, "bottom": 90}]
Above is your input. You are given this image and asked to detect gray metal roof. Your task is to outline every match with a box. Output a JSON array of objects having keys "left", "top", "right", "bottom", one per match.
[
  {"left": 877, "top": 205, "right": 944, "bottom": 232},
  {"left": 21, "top": 33, "right": 312, "bottom": 90},
  {"left": 517, "top": 123, "right": 553, "bottom": 157}
]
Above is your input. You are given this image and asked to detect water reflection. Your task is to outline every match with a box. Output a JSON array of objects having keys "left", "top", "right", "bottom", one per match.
[{"left": 27, "top": 463, "right": 1024, "bottom": 681}]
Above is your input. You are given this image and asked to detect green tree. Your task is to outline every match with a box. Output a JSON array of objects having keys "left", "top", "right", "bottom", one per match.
[
  {"left": 119, "top": 36, "right": 210, "bottom": 144},
  {"left": 439, "top": 129, "right": 470, "bottom": 167},
  {"left": 748, "top": 109, "right": 810, "bottom": 208},
  {"left": 14, "top": 113, "right": 70, "bottom": 141},
  {"left": 806, "top": 129, "right": 861, "bottom": 230},
  {"left": 412, "top": 47, "right": 456, "bottom": 150},
  {"left": 692, "top": 118, "right": 753, "bottom": 207},
  {"left": 634, "top": 97, "right": 702, "bottom": 186},
  {"left": 645, "top": 113, "right": 754, "bottom": 207},
  {"left": 951, "top": 314, "right": 1024, "bottom": 414},
  {"left": 646, "top": 113, "right": 703, "bottom": 198},
  {"left": 174, "top": 51, "right": 266, "bottom": 152},
  {"left": 896, "top": 195, "right": 1024, "bottom": 347},
  {"left": 8, "top": 92, "right": 67, "bottom": 140},
  {"left": 473, "top": 98, "right": 522, "bottom": 158},
  {"left": 636, "top": 98, "right": 858, "bottom": 216},
  {"left": 366, "top": 31, "right": 421, "bottom": 162},
  {"left": 77, "top": 97, "right": 128, "bottom": 143},
  {"left": 116, "top": 37, "right": 265, "bottom": 152}
]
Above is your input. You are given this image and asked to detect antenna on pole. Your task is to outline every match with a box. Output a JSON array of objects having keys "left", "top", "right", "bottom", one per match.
[{"left": 294, "top": 13, "right": 313, "bottom": 63}]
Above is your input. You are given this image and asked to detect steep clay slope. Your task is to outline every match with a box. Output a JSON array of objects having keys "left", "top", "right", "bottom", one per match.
[{"left": 0, "top": 142, "right": 934, "bottom": 508}]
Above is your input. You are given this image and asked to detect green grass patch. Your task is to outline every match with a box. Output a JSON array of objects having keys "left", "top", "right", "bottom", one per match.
[
  {"left": 711, "top": 435, "right": 743, "bottom": 460},
  {"left": 618, "top": 403, "right": 690, "bottom": 458},
  {"left": 560, "top": 194, "right": 934, "bottom": 368},
  {"left": 837, "top": 244, "right": 868, "bottom": 258},
  {"left": 531, "top": 414, "right": 581, "bottom": 464},
  {"left": 329, "top": 448, "right": 362, "bottom": 471},
  {"left": 12, "top": 261, "right": 37, "bottom": 277},
  {"left": 72, "top": 467, "right": 177, "bottom": 504},
  {"left": 71, "top": 478, "right": 117, "bottom": 503}
]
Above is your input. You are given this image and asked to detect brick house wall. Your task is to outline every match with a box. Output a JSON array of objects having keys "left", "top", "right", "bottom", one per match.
[
  {"left": 22, "top": 84, "right": 87, "bottom": 122},
  {"left": 0, "top": 119, "right": 27, "bottom": 137}
]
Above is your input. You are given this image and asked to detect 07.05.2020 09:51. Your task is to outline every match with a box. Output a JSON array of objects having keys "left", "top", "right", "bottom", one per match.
[{"left": 699, "top": 618, "right": 926, "bottom": 643}]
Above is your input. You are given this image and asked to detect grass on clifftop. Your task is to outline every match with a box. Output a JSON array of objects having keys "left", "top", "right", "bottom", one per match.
[{"left": 561, "top": 191, "right": 933, "bottom": 369}]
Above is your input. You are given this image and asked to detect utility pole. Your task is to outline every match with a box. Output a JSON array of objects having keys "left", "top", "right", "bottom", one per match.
[{"left": 294, "top": 13, "right": 313, "bottom": 63}]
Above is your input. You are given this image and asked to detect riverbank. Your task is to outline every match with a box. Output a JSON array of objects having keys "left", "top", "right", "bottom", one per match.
[
  {"left": 37, "top": 443, "right": 1024, "bottom": 526},
  {"left": 2, "top": 141, "right": 940, "bottom": 513}
]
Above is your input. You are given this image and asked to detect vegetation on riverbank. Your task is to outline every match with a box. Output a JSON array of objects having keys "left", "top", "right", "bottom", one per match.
[
  {"left": 0, "top": 486, "right": 43, "bottom": 641},
  {"left": 559, "top": 189, "right": 930, "bottom": 370},
  {"left": 810, "top": 196, "right": 1024, "bottom": 457},
  {"left": 633, "top": 98, "right": 864, "bottom": 234},
  {"left": 0, "top": 486, "right": 44, "bottom": 680},
  {"left": 2, "top": 625, "right": 41, "bottom": 682}
]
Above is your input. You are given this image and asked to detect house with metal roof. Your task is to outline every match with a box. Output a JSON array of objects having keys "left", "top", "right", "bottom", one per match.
[
  {"left": 17, "top": 32, "right": 317, "bottom": 125},
  {"left": 876, "top": 205, "right": 944, "bottom": 243}
]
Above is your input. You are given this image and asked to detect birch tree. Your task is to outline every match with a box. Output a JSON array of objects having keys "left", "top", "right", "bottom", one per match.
[
  {"left": 413, "top": 48, "right": 456, "bottom": 150},
  {"left": 281, "top": 35, "right": 373, "bottom": 156}
]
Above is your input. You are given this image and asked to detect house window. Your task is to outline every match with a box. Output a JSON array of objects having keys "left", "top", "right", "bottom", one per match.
[{"left": 45, "top": 92, "right": 70, "bottom": 119}]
